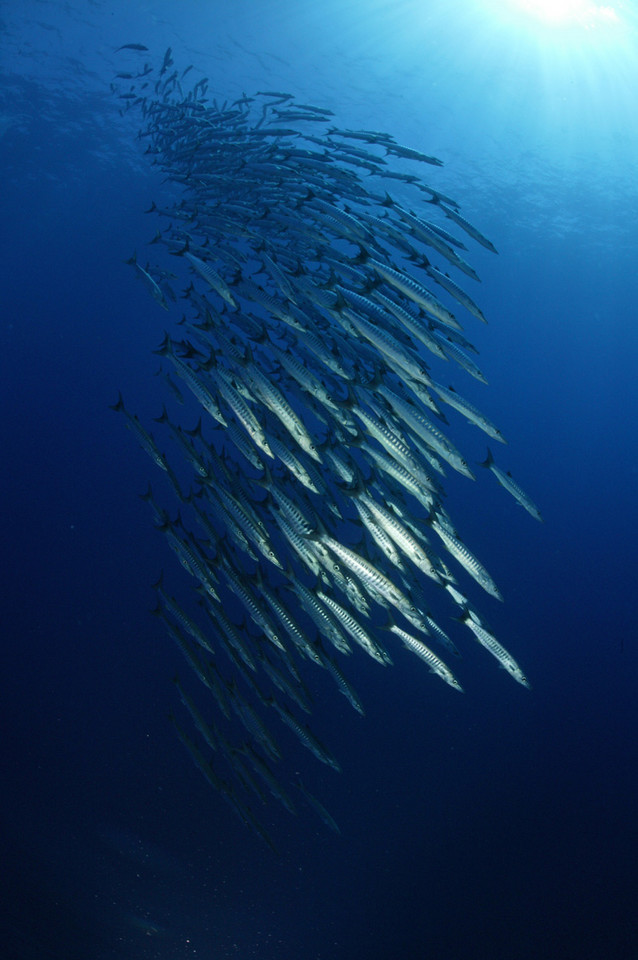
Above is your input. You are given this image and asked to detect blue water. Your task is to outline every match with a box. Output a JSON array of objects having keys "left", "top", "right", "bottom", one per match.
[{"left": 2, "top": 2, "right": 638, "bottom": 958}]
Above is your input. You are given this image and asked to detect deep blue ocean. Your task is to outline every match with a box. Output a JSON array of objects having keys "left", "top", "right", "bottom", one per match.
[{"left": 2, "top": 2, "right": 638, "bottom": 958}]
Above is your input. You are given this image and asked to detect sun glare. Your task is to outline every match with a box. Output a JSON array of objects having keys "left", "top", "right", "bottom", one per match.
[{"left": 506, "top": 0, "right": 619, "bottom": 26}]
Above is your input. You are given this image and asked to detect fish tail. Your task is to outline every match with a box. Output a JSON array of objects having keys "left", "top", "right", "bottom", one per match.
[
  {"left": 478, "top": 447, "right": 494, "bottom": 469},
  {"left": 109, "top": 391, "right": 125, "bottom": 413},
  {"left": 183, "top": 417, "right": 203, "bottom": 439},
  {"left": 153, "top": 405, "right": 170, "bottom": 424},
  {"left": 153, "top": 332, "right": 172, "bottom": 356}
]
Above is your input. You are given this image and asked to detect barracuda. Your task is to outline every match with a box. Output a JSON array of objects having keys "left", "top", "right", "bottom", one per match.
[
  {"left": 113, "top": 59, "right": 538, "bottom": 842},
  {"left": 479, "top": 448, "right": 543, "bottom": 522},
  {"left": 389, "top": 624, "right": 463, "bottom": 692}
]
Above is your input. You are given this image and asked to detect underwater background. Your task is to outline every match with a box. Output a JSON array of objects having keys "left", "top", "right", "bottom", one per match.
[{"left": 2, "top": 1, "right": 638, "bottom": 958}]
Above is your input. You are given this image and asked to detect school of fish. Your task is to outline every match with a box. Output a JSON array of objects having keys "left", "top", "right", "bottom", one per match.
[{"left": 112, "top": 48, "right": 542, "bottom": 847}]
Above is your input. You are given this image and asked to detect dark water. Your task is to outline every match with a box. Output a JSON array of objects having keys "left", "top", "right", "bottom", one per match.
[{"left": 2, "top": 2, "right": 638, "bottom": 958}]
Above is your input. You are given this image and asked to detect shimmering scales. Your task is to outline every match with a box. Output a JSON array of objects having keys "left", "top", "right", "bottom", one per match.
[{"left": 112, "top": 51, "right": 537, "bottom": 845}]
